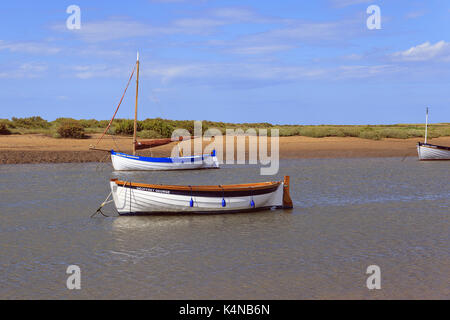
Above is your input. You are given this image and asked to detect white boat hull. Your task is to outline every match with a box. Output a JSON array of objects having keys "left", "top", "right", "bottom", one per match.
[
  {"left": 110, "top": 180, "right": 288, "bottom": 215},
  {"left": 417, "top": 143, "right": 450, "bottom": 160},
  {"left": 111, "top": 151, "right": 219, "bottom": 171}
]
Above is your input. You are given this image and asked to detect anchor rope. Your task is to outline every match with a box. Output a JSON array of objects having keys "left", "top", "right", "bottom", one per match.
[{"left": 91, "top": 191, "right": 113, "bottom": 217}]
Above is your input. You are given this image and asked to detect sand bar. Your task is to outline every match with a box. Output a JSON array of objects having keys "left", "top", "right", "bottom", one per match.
[{"left": 0, "top": 134, "right": 449, "bottom": 164}]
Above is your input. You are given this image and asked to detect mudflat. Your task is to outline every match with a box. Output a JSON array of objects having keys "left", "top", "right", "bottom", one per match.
[{"left": 1, "top": 134, "right": 449, "bottom": 164}]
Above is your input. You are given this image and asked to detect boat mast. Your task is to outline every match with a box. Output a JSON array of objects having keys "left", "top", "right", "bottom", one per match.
[
  {"left": 425, "top": 107, "right": 428, "bottom": 144},
  {"left": 133, "top": 51, "right": 140, "bottom": 155}
]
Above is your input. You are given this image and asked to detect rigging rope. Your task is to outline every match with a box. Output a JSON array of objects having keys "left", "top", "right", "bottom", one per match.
[{"left": 94, "top": 64, "right": 136, "bottom": 148}]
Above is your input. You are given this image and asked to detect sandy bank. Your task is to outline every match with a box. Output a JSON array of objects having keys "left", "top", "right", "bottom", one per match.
[{"left": 0, "top": 134, "right": 449, "bottom": 164}]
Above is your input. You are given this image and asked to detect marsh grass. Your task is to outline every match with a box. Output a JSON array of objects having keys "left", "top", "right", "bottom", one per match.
[
  {"left": 1, "top": 116, "right": 449, "bottom": 140},
  {"left": 275, "top": 124, "right": 448, "bottom": 140}
]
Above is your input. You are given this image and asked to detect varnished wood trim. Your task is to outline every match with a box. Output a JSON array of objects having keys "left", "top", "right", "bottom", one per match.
[
  {"left": 282, "top": 176, "right": 293, "bottom": 209},
  {"left": 111, "top": 179, "right": 280, "bottom": 192}
]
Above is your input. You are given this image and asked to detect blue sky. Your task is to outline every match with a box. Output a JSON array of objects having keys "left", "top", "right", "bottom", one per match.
[{"left": 0, "top": 0, "right": 449, "bottom": 124}]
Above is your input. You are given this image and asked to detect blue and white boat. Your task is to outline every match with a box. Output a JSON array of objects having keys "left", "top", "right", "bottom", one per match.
[
  {"left": 92, "top": 52, "right": 221, "bottom": 171},
  {"left": 111, "top": 149, "right": 219, "bottom": 171}
]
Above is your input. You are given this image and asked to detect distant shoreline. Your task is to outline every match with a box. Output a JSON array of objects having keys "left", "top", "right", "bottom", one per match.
[
  {"left": 2, "top": 117, "right": 450, "bottom": 141},
  {"left": 2, "top": 134, "right": 449, "bottom": 164}
]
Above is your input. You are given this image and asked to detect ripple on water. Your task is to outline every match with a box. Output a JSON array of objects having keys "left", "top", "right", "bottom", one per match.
[{"left": 0, "top": 159, "right": 449, "bottom": 299}]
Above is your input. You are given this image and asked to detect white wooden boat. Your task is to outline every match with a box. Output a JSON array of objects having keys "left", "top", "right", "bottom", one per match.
[
  {"left": 91, "top": 52, "right": 219, "bottom": 171},
  {"left": 109, "top": 176, "right": 293, "bottom": 215},
  {"left": 417, "top": 143, "right": 450, "bottom": 160},
  {"left": 417, "top": 108, "right": 450, "bottom": 160},
  {"left": 111, "top": 150, "right": 219, "bottom": 171}
]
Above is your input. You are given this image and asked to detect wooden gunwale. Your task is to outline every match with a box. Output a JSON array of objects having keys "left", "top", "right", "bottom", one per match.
[
  {"left": 111, "top": 178, "right": 281, "bottom": 192},
  {"left": 418, "top": 142, "right": 450, "bottom": 151}
]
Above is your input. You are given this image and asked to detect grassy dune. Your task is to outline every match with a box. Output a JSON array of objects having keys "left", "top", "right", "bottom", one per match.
[{"left": 1, "top": 116, "right": 449, "bottom": 140}]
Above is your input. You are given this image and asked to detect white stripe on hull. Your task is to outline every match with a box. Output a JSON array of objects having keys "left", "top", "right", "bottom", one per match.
[
  {"left": 111, "top": 154, "right": 219, "bottom": 171},
  {"left": 417, "top": 145, "right": 450, "bottom": 160},
  {"left": 110, "top": 181, "right": 284, "bottom": 214}
]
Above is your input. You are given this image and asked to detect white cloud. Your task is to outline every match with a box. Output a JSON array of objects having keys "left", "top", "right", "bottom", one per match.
[
  {"left": 0, "top": 39, "right": 128, "bottom": 59},
  {"left": 201, "top": 17, "right": 360, "bottom": 56},
  {"left": 69, "top": 64, "right": 130, "bottom": 79},
  {"left": 140, "top": 61, "right": 401, "bottom": 85},
  {"left": 150, "top": 0, "right": 207, "bottom": 3},
  {"left": 343, "top": 53, "right": 363, "bottom": 60},
  {"left": 173, "top": 18, "right": 226, "bottom": 29},
  {"left": 53, "top": 17, "right": 220, "bottom": 42},
  {"left": 68, "top": 19, "right": 161, "bottom": 42},
  {"left": 209, "top": 7, "right": 285, "bottom": 24},
  {"left": 331, "top": 0, "right": 373, "bottom": 7},
  {"left": 391, "top": 41, "right": 450, "bottom": 62},
  {"left": 63, "top": 55, "right": 407, "bottom": 88},
  {"left": 76, "top": 47, "right": 127, "bottom": 58},
  {"left": 0, "top": 40, "right": 61, "bottom": 54},
  {"left": 168, "top": 7, "right": 280, "bottom": 34},
  {"left": 0, "top": 63, "right": 48, "bottom": 79},
  {"left": 151, "top": 0, "right": 189, "bottom": 2},
  {"left": 336, "top": 65, "right": 401, "bottom": 79},
  {"left": 228, "top": 45, "right": 294, "bottom": 55},
  {"left": 242, "top": 18, "right": 360, "bottom": 46},
  {"left": 211, "top": 7, "right": 256, "bottom": 20},
  {"left": 405, "top": 11, "right": 426, "bottom": 19},
  {"left": 52, "top": 7, "right": 286, "bottom": 42}
]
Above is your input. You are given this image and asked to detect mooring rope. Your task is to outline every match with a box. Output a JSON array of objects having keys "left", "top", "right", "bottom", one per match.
[{"left": 91, "top": 191, "right": 113, "bottom": 217}]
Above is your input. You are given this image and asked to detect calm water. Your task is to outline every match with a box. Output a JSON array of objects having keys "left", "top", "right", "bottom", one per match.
[{"left": 0, "top": 158, "right": 449, "bottom": 299}]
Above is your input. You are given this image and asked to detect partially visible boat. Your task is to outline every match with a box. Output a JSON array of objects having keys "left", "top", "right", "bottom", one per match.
[
  {"left": 417, "top": 142, "right": 450, "bottom": 160},
  {"left": 417, "top": 108, "right": 450, "bottom": 160},
  {"left": 109, "top": 176, "right": 293, "bottom": 215}
]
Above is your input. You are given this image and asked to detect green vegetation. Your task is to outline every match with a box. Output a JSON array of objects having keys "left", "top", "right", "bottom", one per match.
[
  {"left": 56, "top": 119, "right": 85, "bottom": 139},
  {"left": 1, "top": 116, "right": 449, "bottom": 140},
  {"left": 11, "top": 116, "right": 50, "bottom": 129},
  {"left": 273, "top": 124, "right": 449, "bottom": 140},
  {"left": 0, "top": 123, "right": 11, "bottom": 135},
  {"left": 114, "top": 119, "right": 138, "bottom": 135}
]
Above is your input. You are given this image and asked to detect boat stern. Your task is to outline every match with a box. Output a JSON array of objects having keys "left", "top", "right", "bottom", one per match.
[
  {"left": 282, "top": 176, "right": 293, "bottom": 209},
  {"left": 204, "top": 155, "right": 220, "bottom": 168},
  {"left": 264, "top": 176, "right": 293, "bottom": 210},
  {"left": 202, "top": 149, "right": 220, "bottom": 168}
]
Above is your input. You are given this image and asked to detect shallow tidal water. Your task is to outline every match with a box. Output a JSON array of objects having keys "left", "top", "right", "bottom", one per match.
[{"left": 0, "top": 158, "right": 449, "bottom": 299}]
